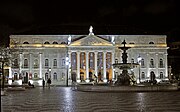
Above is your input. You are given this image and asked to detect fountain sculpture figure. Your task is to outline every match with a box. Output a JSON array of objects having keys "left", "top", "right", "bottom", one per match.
[{"left": 113, "top": 40, "right": 138, "bottom": 85}]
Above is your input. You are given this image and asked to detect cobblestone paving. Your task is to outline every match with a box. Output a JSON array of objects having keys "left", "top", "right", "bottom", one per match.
[{"left": 1, "top": 87, "right": 180, "bottom": 112}]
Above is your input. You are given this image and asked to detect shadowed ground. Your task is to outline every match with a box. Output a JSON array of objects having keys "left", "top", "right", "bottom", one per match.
[{"left": 1, "top": 87, "right": 180, "bottom": 112}]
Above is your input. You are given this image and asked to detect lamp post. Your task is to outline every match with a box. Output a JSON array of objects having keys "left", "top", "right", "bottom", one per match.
[
  {"left": 137, "top": 55, "right": 142, "bottom": 83},
  {"left": 0, "top": 47, "right": 10, "bottom": 95}
]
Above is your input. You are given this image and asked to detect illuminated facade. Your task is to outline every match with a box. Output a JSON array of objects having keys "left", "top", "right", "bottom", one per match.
[{"left": 9, "top": 27, "right": 168, "bottom": 86}]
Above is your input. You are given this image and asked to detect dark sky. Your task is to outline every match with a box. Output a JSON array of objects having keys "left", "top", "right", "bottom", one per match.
[{"left": 0, "top": 0, "right": 180, "bottom": 46}]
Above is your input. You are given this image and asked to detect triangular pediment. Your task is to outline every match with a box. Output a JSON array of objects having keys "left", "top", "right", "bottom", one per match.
[{"left": 70, "top": 35, "right": 113, "bottom": 46}]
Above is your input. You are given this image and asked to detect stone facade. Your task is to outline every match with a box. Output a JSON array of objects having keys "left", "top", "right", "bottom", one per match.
[{"left": 8, "top": 28, "right": 168, "bottom": 86}]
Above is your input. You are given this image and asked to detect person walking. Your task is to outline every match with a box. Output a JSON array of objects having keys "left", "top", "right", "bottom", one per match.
[
  {"left": 47, "top": 78, "right": 51, "bottom": 88},
  {"left": 42, "top": 79, "right": 45, "bottom": 88}
]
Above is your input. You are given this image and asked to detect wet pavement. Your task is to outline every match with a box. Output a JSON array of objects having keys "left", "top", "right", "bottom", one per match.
[{"left": 1, "top": 87, "right": 180, "bottom": 112}]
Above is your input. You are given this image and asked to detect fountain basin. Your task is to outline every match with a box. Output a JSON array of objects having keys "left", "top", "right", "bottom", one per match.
[{"left": 76, "top": 84, "right": 178, "bottom": 92}]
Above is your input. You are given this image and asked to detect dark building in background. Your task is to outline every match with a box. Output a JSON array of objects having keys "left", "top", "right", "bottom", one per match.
[{"left": 168, "top": 41, "right": 180, "bottom": 79}]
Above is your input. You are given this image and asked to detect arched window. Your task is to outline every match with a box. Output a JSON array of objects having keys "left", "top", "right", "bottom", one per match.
[
  {"left": 45, "top": 72, "right": 48, "bottom": 80},
  {"left": 150, "top": 59, "right": 154, "bottom": 68},
  {"left": 115, "top": 59, "right": 118, "bottom": 63},
  {"left": 53, "top": 72, "right": 57, "bottom": 80},
  {"left": 45, "top": 59, "right": 49, "bottom": 68},
  {"left": 61, "top": 73, "right": 65, "bottom": 81},
  {"left": 62, "top": 59, "right": 65, "bottom": 67},
  {"left": 44, "top": 41, "right": 50, "bottom": 44},
  {"left": 160, "top": 59, "right": 163, "bottom": 68},
  {"left": 131, "top": 58, "right": 134, "bottom": 63},
  {"left": 149, "top": 42, "right": 154, "bottom": 44},
  {"left": 14, "top": 73, "right": 18, "bottom": 80},
  {"left": 23, "top": 42, "right": 29, "bottom": 44},
  {"left": 34, "top": 73, "right": 38, "bottom": 78},
  {"left": 61, "top": 42, "right": 66, "bottom": 44},
  {"left": 13, "top": 59, "right": 18, "bottom": 68},
  {"left": 24, "top": 59, "right": 28, "bottom": 68},
  {"left": 160, "top": 72, "right": 163, "bottom": 79},
  {"left": 34, "top": 59, "right": 39, "bottom": 68},
  {"left": 53, "top": 41, "right": 58, "bottom": 44},
  {"left": 141, "top": 59, "right": 145, "bottom": 67},
  {"left": 53, "top": 59, "right": 57, "bottom": 67},
  {"left": 141, "top": 72, "right": 145, "bottom": 79}
]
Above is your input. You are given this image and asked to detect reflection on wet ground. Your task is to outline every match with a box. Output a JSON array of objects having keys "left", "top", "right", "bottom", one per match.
[{"left": 2, "top": 87, "right": 180, "bottom": 112}]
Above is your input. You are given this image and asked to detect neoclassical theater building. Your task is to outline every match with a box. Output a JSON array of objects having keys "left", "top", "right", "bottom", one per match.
[{"left": 9, "top": 26, "right": 168, "bottom": 86}]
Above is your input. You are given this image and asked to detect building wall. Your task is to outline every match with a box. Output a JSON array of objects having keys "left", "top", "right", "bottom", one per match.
[{"left": 9, "top": 35, "right": 168, "bottom": 85}]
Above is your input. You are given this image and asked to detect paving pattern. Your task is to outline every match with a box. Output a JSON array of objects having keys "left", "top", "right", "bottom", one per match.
[{"left": 1, "top": 87, "right": 180, "bottom": 112}]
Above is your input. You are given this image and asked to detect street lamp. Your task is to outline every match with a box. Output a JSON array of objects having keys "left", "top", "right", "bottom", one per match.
[
  {"left": 0, "top": 47, "right": 10, "bottom": 95},
  {"left": 137, "top": 55, "right": 142, "bottom": 83},
  {"left": 66, "top": 57, "right": 69, "bottom": 87}
]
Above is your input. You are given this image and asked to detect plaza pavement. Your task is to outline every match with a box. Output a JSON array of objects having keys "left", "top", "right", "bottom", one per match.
[{"left": 1, "top": 87, "right": 180, "bottom": 112}]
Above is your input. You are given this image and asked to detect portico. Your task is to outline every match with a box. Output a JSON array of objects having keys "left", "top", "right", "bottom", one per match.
[
  {"left": 68, "top": 50, "right": 115, "bottom": 83},
  {"left": 68, "top": 30, "right": 115, "bottom": 82}
]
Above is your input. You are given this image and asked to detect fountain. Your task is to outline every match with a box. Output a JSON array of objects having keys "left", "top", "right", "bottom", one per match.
[
  {"left": 76, "top": 40, "right": 178, "bottom": 92},
  {"left": 113, "top": 40, "right": 138, "bottom": 85}
]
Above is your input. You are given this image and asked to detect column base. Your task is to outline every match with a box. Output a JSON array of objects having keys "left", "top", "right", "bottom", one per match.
[
  {"left": 103, "top": 79, "right": 108, "bottom": 83},
  {"left": 85, "top": 79, "right": 90, "bottom": 83},
  {"left": 77, "top": 80, "right": 81, "bottom": 83}
]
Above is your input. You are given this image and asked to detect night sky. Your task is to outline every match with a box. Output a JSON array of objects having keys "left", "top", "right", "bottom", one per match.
[{"left": 0, "top": 0, "right": 180, "bottom": 46}]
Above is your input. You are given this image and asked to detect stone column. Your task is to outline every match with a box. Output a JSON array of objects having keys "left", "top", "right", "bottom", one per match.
[
  {"left": 155, "top": 53, "right": 159, "bottom": 78},
  {"left": 111, "top": 52, "right": 115, "bottom": 80},
  {"left": 94, "top": 51, "right": 98, "bottom": 77},
  {"left": 19, "top": 53, "right": 23, "bottom": 79},
  {"left": 39, "top": 53, "right": 42, "bottom": 78},
  {"left": 68, "top": 52, "right": 71, "bottom": 79},
  {"left": 86, "top": 51, "right": 89, "bottom": 82},
  {"left": 103, "top": 51, "right": 107, "bottom": 82},
  {"left": 29, "top": 53, "right": 32, "bottom": 76},
  {"left": 146, "top": 53, "right": 149, "bottom": 78},
  {"left": 77, "top": 52, "right": 80, "bottom": 82},
  {"left": 165, "top": 53, "right": 168, "bottom": 78}
]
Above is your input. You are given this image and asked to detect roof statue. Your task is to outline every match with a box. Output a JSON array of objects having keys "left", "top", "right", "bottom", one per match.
[
  {"left": 89, "top": 26, "right": 94, "bottom": 35},
  {"left": 68, "top": 35, "right": 71, "bottom": 45}
]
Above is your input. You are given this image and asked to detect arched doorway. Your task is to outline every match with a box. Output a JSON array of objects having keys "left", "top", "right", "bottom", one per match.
[
  {"left": 150, "top": 71, "right": 155, "bottom": 81},
  {"left": 89, "top": 72, "right": 93, "bottom": 82},
  {"left": 98, "top": 72, "right": 102, "bottom": 82},
  {"left": 80, "top": 72, "right": 85, "bottom": 82},
  {"left": 71, "top": 72, "right": 77, "bottom": 82},
  {"left": 106, "top": 72, "right": 109, "bottom": 82}
]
